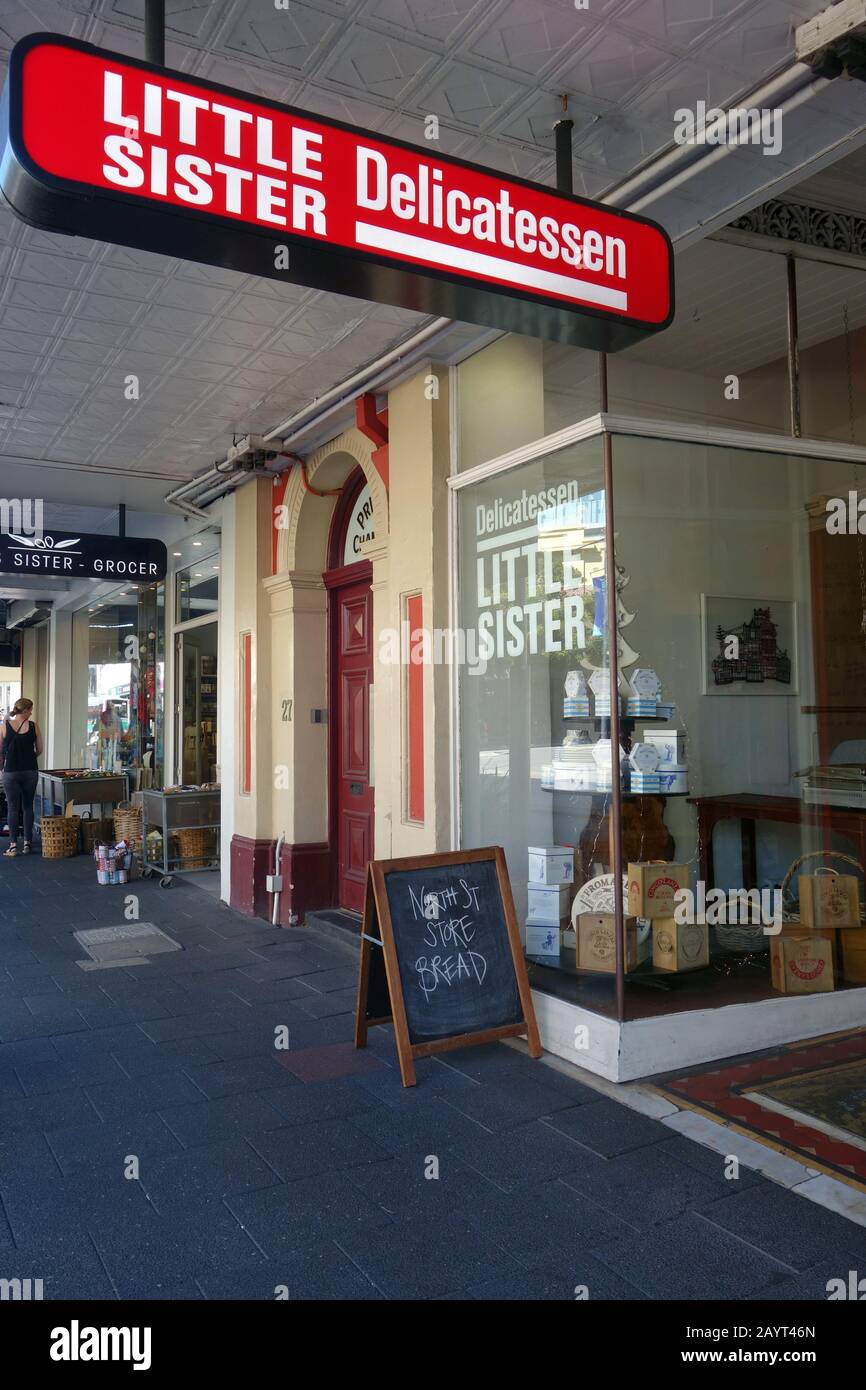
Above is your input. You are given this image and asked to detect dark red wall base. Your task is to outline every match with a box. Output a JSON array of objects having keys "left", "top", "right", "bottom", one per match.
[
  {"left": 279, "top": 841, "right": 333, "bottom": 926},
  {"left": 229, "top": 835, "right": 274, "bottom": 920},
  {"left": 229, "top": 834, "right": 333, "bottom": 926}
]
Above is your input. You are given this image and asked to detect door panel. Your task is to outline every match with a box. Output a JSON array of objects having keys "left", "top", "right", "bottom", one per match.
[
  {"left": 175, "top": 623, "right": 218, "bottom": 785},
  {"left": 334, "top": 579, "right": 374, "bottom": 912},
  {"left": 341, "top": 671, "right": 368, "bottom": 778}
]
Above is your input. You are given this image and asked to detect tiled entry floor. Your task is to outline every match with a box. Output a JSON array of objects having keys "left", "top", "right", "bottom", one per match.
[
  {"left": 2, "top": 853, "right": 866, "bottom": 1300},
  {"left": 654, "top": 1030, "right": 866, "bottom": 1192}
]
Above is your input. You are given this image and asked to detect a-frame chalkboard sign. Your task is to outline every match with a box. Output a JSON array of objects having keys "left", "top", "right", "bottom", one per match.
[{"left": 354, "top": 846, "right": 541, "bottom": 1087}]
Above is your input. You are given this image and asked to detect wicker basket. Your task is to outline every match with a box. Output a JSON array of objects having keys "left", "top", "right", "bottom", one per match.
[
  {"left": 40, "top": 814, "right": 82, "bottom": 858},
  {"left": 81, "top": 816, "right": 116, "bottom": 854},
  {"left": 113, "top": 801, "right": 143, "bottom": 848},
  {"left": 177, "top": 826, "right": 216, "bottom": 869}
]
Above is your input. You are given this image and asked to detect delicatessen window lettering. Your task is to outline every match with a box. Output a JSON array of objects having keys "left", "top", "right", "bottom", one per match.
[
  {"left": 474, "top": 479, "right": 590, "bottom": 660},
  {"left": 457, "top": 435, "right": 617, "bottom": 1001}
]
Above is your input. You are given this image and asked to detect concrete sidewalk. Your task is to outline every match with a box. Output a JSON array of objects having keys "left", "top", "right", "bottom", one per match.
[{"left": 1, "top": 852, "right": 864, "bottom": 1301}]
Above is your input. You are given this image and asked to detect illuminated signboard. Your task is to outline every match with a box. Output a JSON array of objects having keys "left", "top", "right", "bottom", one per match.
[
  {"left": 0, "top": 527, "right": 167, "bottom": 581},
  {"left": 0, "top": 34, "right": 674, "bottom": 350}
]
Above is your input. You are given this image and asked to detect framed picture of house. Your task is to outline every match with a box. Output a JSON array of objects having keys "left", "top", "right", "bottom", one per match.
[{"left": 700, "top": 596, "right": 798, "bottom": 696}]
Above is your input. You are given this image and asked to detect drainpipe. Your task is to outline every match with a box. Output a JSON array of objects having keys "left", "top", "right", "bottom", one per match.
[{"left": 270, "top": 831, "right": 285, "bottom": 926}]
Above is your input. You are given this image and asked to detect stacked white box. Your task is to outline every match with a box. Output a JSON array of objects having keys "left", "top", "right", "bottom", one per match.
[{"left": 527, "top": 845, "right": 574, "bottom": 885}]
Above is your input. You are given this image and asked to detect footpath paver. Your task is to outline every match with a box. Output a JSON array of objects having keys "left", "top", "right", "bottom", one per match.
[{"left": 0, "top": 853, "right": 861, "bottom": 1300}]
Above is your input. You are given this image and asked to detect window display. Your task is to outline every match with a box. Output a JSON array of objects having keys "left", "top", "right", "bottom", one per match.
[{"left": 457, "top": 423, "right": 866, "bottom": 1020}]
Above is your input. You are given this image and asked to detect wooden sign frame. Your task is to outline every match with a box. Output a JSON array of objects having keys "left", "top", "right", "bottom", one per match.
[{"left": 354, "top": 846, "right": 541, "bottom": 1087}]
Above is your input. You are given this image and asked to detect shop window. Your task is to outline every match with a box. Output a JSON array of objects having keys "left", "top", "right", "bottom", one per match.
[
  {"left": 86, "top": 581, "right": 165, "bottom": 786},
  {"left": 177, "top": 623, "right": 219, "bottom": 786},
  {"left": 456, "top": 435, "right": 619, "bottom": 1007},
  {"left": 608, "top": 239, "right": 789, "bottom": 435},
  {"left": 456, "top": 333, "right": 600, "bottom": 472},
  {"left": 608, "top": 434, "right": 866, "bottom": 1012},
  {"left": 457, "top": 427, "right": 866, "bottom": 1018},
  {"left": 455, "top": 240, "right": 800, "bottom": 474},
  {"left": 176, "top": 555, "right": 219, "bottom": 623},
  {"left": 797, "top": 259, "right": 866, "bottom": 446}
]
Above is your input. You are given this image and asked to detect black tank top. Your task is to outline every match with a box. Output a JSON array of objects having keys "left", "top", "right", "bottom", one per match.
[{"left": 3, "top": 719, "right": 38, "bottom": 773}]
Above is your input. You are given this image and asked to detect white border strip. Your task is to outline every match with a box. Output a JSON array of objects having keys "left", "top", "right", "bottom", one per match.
[
  {"left": 448, "top": 412, "right": 866, "bottom": 493},
  {"left": 448, "top": 413, "right": 604, "bottom": 490},
  {"left": 354, "top": 222, "right": 629, "bottom": 311},
  {"left": 602, "top": 412, "right": 866, "bottom": 464}
]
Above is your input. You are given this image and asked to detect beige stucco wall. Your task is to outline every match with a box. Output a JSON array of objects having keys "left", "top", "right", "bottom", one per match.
[
  {"left": 266, "top": 431, "right": 386, "bottom": 852},
  {"left": 230, "top": 476, "right": 274, "bottom": 842},
  {"left": 229, "top": 366, "right": 454, "bottom": 886},
  {"left": 20, "top": 626, "right": 48, "bottom": 747},
  {"left": 380, "top": 364, "right": 452, "bottom": 856}
]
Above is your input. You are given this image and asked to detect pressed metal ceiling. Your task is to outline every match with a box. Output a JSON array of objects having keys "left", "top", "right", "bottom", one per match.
[{"left": 0, "top": 0, "right": 854, "bottom": 506}]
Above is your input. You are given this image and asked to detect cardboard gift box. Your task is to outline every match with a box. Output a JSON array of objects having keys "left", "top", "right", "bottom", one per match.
[
  {"left": 528, "top": 845, "right": 574, "bottom": 886},
  {"left": 577, "top": 913, "right": 645, "bottom": 973},
  {"left": 798, "top": 872, "right": 860, "bottom": 928},
  {"left": 628, "top": 668, "right": 662, "bottom": 700},
  {"left": 628, "top": 742, "right": 661, "bottom": 774},
  {"left": 627, "top": 861, "right": 689, "bottom": 919},
  {"left": 652, "top": 918, "right": 709, "bottom": 972},
  {"left": 629, "top": 772, "right": 661, "bottom": 794},
  {"left": 841, "top": 926, "right": 866, "bottom": 985},
  {"left": 645, "top": 729, "right": 686, "bottom": 765},
  {"left": 770, "top": 930, "right": 835, "bottom": 994},
  {"left": 525, "top": 924, "right": 561, "bottom": 957},
  {"left": 527, "top": 883, "right": 572, "bottom": 926}
]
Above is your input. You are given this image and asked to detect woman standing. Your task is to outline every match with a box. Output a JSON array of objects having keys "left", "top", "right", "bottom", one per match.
[{"left": 1, "top": 697, "right": 43, "bottom": 856}]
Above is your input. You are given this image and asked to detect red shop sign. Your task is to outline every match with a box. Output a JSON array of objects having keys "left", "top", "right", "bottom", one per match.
[{"left": 0, "top": 34, "right": 674, "bottom": 350}]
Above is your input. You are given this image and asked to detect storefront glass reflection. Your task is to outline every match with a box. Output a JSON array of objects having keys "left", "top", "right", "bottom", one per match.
[
  {"left": 456, "top": 436, "right": 618, "bottom": 1005},
  {"left": 86, "top": 581, "right": 165, "bottom": 786}
]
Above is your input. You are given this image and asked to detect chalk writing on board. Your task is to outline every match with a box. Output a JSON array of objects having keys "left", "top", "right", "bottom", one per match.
[{"left": 407, "top": 877, "right": 488, "bottom": 1002}]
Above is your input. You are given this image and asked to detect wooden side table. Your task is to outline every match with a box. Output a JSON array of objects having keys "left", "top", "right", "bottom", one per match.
[{"left": 687, "top": 793, "right": 866, "bottom": 889}]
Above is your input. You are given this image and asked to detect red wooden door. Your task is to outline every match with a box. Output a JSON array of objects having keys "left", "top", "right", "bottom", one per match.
[{"left": 334, "top": 578, "right": 374, "bottom": 912}]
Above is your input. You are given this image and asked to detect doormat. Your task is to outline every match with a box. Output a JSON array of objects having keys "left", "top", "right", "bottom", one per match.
[
  {"left": 74, "top": 922, "right": 182, "bottom": 970},
  {"left": 652, "top": 1029, "right": 866, "bottom": 1192},
  {"left": 748, "top": 1058, "right": 866, "bottom": 1148}
]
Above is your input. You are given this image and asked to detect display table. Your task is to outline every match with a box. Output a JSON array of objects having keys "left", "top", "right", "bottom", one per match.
[
  {"left": 38, "top": 770, "right": 130, "bottom": 821},
  {"left": 141, "top": 788, "right": 220, "bottom": 884},
  {"left": 688, "top": 793, "right": 866, "bottom": 889}
]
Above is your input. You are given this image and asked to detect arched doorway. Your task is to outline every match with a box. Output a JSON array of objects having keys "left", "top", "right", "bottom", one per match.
[{"left": 324, "top": 471, "right": 375, "bottom": 913}]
